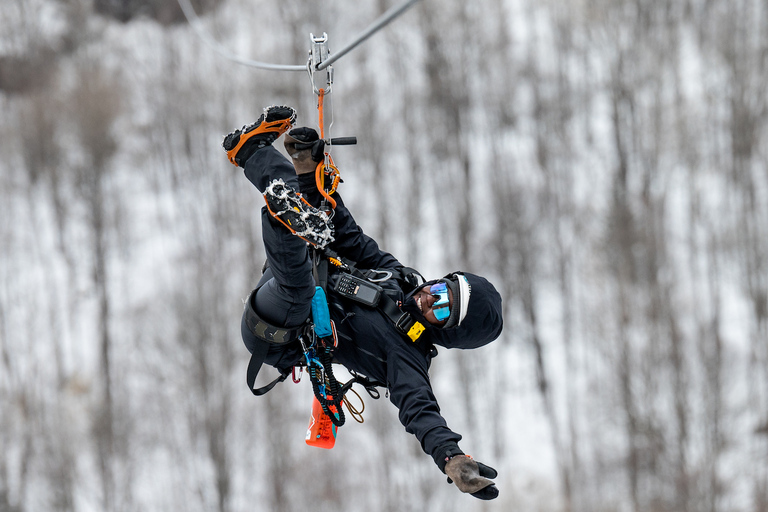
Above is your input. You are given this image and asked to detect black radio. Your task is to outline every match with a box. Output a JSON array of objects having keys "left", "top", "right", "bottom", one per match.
[{"left": 331, "top": 274, "right": 383, "bottom": 307}]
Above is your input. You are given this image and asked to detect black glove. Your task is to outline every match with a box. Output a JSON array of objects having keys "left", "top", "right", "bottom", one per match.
[
  {"left": 445, "top": 455, "right": 499, "bottom": 500},
  {"left": 286, "top": 126, "right": 319, "bottom": 143},
  {"left": 284, "top": 127, "right": 324, "bottom": 163}
]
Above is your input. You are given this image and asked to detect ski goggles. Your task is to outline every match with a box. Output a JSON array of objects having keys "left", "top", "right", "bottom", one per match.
[{"left": 430, "top": 282, "right": 451, "bottom": 321}]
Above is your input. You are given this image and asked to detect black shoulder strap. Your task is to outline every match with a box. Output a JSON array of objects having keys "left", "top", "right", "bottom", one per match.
[
  {"left": 312, "top": 249, "right": 329, "bottom": 291},
  {"left": 378, "top": 294, "right": 432, "bottom": 354},
  {"left": 390, "top": 266, "right": 425, "bottom": 293},
  {"left": 319, "top": 248, "right": 431, "bottom": 351}
]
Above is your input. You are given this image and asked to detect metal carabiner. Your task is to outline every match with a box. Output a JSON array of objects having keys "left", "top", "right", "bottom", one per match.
[
  {"left": 307, "top": 33, "right": 333, "bottom": 96},
  {"left": 367, "top": 269, "right": 393, "bottom": 283}
]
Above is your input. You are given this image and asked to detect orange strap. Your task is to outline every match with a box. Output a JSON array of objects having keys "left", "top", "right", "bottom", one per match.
[
  {"left": 315, "top": 88, "right": 338, "bottom": 209},
  {"left": 318, "top": 88, "right": 326, "bottom": 139}
]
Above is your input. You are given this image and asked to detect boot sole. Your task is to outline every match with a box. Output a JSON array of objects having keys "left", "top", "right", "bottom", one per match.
[
  {"left": 224, "top": 106, "right": 296, "bottom": 165},
  {"left": 264, "top": 179, "right": 334, "bottom": 248}
]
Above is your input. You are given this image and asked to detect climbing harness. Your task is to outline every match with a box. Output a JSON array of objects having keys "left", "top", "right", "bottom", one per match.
[{"left": 243, "top": 248, "right": 427, "bottom": 399}]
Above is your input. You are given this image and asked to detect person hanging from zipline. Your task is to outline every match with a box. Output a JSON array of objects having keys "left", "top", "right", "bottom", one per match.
[{"left": 223, "top": 105, "right": 503, "bottom": 500}]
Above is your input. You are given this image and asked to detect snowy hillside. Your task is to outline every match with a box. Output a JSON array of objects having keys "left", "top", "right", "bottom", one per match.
[{"left": 1, "top": 0, "right": 767, "bottom": 511}]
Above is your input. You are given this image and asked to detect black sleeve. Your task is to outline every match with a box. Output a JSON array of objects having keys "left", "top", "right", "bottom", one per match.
[{"left": 386, "top": 346, "right": 463, "bottom": 463}]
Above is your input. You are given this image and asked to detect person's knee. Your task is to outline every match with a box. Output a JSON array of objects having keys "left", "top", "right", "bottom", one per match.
[{"left": 254, "top": 278, "right": 314, "bottom": 327}]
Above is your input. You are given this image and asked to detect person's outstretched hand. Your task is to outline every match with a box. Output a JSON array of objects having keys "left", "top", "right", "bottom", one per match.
[
  {"left": 445, "top": 455, "right": 499, "bottom": 500},
  {"left": 284, "top": 127, "right": 324, "bottom": 174}
]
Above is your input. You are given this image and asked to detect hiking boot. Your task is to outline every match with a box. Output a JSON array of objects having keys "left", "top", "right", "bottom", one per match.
[
  {"left": 264, "top": 178, "right": 334, "bottom": 248},
  {"left": 223, "top": 106, "right": 297, "bottom": 167}
]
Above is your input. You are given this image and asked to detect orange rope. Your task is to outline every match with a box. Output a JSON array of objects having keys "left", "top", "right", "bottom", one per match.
[
  {"left": 315, "top": 88, "right": 338, "bottom": 209},
  {"left": 315, "top": 159, "right": 338, "bottom": 209},
  {"left": 318, "top": 88, "right": 325, "bottom": 139}
]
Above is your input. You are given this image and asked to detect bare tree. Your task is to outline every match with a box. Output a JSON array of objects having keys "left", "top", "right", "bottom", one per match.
[{"left": 67, "top": 59, "right": 124, "bottom": 511}]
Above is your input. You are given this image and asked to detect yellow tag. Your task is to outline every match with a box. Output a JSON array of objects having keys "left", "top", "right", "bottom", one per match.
[{"left": 407, "top": 322, "right": 425, "bottom": 341}]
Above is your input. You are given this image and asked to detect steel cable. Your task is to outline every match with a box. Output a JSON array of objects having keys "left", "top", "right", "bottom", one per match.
[{"left": 177, "top": 0, "right": 422, "bottom": 72}]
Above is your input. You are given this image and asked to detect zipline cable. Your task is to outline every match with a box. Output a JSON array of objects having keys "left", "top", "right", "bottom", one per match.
[
  {"left": 177, "top": 0, "right": 305, "bottom": 71},
  {"left": 176, "top": 0, "right": 422, "bottom": 72},
  {"left": 316, "top": 0, "right": 422, "bottom": 70}
]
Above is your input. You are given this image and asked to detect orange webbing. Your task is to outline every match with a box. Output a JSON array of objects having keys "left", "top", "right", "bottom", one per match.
[
  {"left": 318, "top": 88, "right": 326, "bottom": 139},
  {"left": 315, "top": 88, "right": 338, "bottom": 209}
]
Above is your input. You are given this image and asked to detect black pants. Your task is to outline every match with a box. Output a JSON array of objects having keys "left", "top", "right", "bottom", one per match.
[{"left": 240, "top": 146, "right": 315, "bottom": 356}]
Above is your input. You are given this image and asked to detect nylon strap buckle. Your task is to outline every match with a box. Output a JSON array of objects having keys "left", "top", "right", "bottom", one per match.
[{"left": 395, "top": 313, "right": 425, "bottom": 342}]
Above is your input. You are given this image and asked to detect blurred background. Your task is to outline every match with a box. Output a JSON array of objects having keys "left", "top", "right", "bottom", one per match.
[{"left": 2, "top": 0, "right": 768, "bottom": 511}]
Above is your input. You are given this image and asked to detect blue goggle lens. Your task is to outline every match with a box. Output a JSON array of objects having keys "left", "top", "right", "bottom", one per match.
[{"left": 430, "top": 282, "right": 451, "bottom": 321}]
